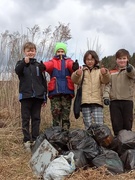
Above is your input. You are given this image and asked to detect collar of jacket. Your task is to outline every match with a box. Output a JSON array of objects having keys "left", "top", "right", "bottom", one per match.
[
  {"left": 54, "top": 55, "right": 69, "bottom": 60},
  {"left": 119, "top": 67, "right": 126, "bottom": 72},
  {"left": 82, "top": 64, "right": 100, "bottom": 70},
  {"left": 115, "top": 65, "right": 126, "bottom": 72},
  {"left": 29, "top": 58, "right": 36, "bottom": 64}
]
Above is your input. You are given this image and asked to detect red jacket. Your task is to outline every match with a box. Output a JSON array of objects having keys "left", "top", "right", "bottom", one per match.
[{"left": 44, "top": 56, "right": 75, "bottom": 98}]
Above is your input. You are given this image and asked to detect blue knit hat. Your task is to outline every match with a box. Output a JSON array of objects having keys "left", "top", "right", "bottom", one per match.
[{"left": 54, "top": 42, "right": 67, "bottom": 54}]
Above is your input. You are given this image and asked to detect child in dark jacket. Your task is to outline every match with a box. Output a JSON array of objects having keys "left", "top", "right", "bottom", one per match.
[
  {"left": 15, "top": 42, "right": 47, "bottom": 152},
  {"left": 41, "top": 42, "right": 79, "bottom": 130}
]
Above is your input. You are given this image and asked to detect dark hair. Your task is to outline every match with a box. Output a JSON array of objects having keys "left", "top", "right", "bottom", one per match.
[
  {"left": 83, "top": 50, "right": 99, "bottom": 65},
  {"left": 115, "top": 49, "right": 130, "bottom": 59},
  {"left": 23, "top": 42, "right": 36, "bottom": 51}
]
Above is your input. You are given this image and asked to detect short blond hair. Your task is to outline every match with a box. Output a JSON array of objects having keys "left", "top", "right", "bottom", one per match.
[{"left": 23, "top": 42, "right": 36, "bottom": 51}]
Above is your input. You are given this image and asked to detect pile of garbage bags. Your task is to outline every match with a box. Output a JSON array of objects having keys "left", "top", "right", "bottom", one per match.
[{"left": 30, "top": 124, "right": 135, "bottom": 180}]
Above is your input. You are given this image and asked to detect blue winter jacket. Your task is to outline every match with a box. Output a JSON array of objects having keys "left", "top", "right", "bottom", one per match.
[{"left": 44, "top": 56, "right": 74, "bottom": 98}]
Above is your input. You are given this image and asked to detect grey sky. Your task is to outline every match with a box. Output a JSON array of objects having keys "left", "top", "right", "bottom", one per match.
[{"left": 0, "top": 0, "right": 135, "bottom": 62}]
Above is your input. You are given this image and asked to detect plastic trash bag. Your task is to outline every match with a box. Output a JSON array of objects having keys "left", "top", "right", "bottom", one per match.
[
  {"left": 31, "top": 133, "right": 46, "bottom": 154},
  {"left": 67, "top": 129, "right": 100, "bottom": 161},
  {"left": 107, "top": 136, "right": 119, "bottom": 153},
  {"left": 88, "top": 123, "right": 113, "bottom": 147},
  {"left": 120, "top": 149, "right": 135, "bottom": 171},
  {"left": 92, "top": 148, "right": 124, "bottom": 174},
  {"left": 76, "top": 136, "right": 100, "bottom": 161},
  {"left": 67, "top": 129, "right": 88, "bottom": 150},
  {"left": 65, "top": 150, "right": 88, "bottom": 169},
  {"left": 44, "top": 126, "right": 69, "bottom": 153},
  {"left": 117, "top": 130, "right": 135, "bottom": 155},
  {"left": 43, "top": 152, "right": 75, "bottom": 180}
]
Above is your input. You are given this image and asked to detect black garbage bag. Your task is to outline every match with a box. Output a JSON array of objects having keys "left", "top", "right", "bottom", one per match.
[
  {"left": 31, "top": 132, "right": 46, "bottom": 154},
  {"left": 76, "top": 136, "right": 100, "bottom": 161},
  {"left": 64, "top": 150, "right": 89, "bottom": 169},
  {"left": 88, "top": 123, "right": 113, "bottom": 147},
  {"left": 117, "top": 130, "right": 135, "bottom": 155},
  {"left": 44, "top": 126, "right": 63, "bottom": 139},
  {"left": 67, "top": 129, "right": 89, "bottom": 150},
  {"left": 120, "top": 149, "right": 135, "bottom": 171},
  {"left": 44, "top": 126, "right": 69, "bottom": 153},
  {"left": 107, "top": 136, "right": 119, "bottom": 153},
  {"left": 67, "top": 129, "right": 100, "bottom": 161},
  {"left": 92, "top": 148, "right": 124, "bottom": 174}
]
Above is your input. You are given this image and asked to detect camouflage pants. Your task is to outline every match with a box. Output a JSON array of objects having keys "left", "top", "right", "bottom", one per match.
[{"left": 50, "top": 95, "right": 72, "bottom": 129}]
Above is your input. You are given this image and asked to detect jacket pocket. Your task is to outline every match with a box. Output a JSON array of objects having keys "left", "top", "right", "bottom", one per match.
[
  {"left": 66, "top": 76, "right": 74, "bottom": 90},
  {"left": 48, "top": 77, "right": 56, "bottom": 91}
]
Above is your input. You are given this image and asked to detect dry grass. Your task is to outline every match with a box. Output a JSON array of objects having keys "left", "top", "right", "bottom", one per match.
[
  {"left": 66, "top": 167, "right": 135, "bottom": 180},
  {"left": 1, "top": 82, "right": 135, "bottom": 179},
  {"left": 1, "top": 105, "right": 135, "bottom": 180},
  {"left": 0, "top": 101, "right": 84, "bottom": 180}
]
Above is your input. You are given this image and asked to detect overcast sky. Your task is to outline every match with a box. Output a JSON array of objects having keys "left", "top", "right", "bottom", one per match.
[{"left": 0, "top": 0, "right": 135, "bottom": 62}]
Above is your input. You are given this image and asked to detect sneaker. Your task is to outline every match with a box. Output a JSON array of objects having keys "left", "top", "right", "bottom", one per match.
[
  {"left": 24, "top": 141, "right": 31, "bottom": 152},
  {"left": 31, "top": 141, "right": 35, "bottom": 146}
]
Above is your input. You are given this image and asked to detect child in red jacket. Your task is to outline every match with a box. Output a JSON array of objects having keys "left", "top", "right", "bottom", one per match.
[{"left": 42, "top": 42, "right": 79, "bottom": 129}]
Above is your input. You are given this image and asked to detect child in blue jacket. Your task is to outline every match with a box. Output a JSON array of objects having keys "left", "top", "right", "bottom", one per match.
[{"left": 42, "top": 42, "right": 79, "bottom": 129}]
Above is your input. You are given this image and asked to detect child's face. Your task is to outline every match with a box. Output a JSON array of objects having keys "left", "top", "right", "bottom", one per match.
[
  {"left": 24, "top": 48, "right": 36, "bottom": 58},
  {"left": 56, "top": 48, "right": 65, "bottom": 56},
  {"left": 116, "top": 56, "right": 128, "bottom": 68},
  {"left": 85, "top": 54, "right": 95, "bottom": 68}
]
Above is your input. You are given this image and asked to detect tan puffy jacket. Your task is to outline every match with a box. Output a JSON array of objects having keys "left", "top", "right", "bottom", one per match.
[
  {"left": 103, "top": 66, "right": 135, "bottom": 101},
  {"left": 71, "top": 66, "right": 110, "bottom": 106}
]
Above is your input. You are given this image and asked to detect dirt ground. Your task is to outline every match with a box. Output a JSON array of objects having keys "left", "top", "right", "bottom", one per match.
[{"left": 1, "top": 105, "right": 135, "bottom": 180}]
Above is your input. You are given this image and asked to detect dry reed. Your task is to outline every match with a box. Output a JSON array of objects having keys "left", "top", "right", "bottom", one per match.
[{"left": 1, "top": 80, "right": 135, "bottom": 179}]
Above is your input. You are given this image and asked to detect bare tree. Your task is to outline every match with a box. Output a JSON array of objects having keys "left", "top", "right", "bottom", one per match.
[
  {"left": 0, "top": 22, "right": 72, "bottom": 75},
  {"left": 86, "top": 37, "right": 102, "bottom": 58}
]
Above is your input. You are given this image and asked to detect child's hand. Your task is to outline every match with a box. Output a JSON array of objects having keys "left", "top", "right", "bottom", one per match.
[
  {"left": 72, "top": 60, "right": 79, "bottom": 71},
  {"left": 126, "top": 61, "right": 132, "bottom": 72},
  {"left": 76, "top": 67, "right": 83, "bottom": 76},
  {"left": 24, "top": 57, "right": 30, "bottom": 64},
  {"left": 104, "top": 99, "right": 110, "bottom": 105},
  {"left": 39, "top": 61, "right": 46, "bottom": 72},
  {"left": 42, "top": 102, "right": 46, "bottom": 107},
  {"left": 100, "top": 67, "right": 107, "bottom": 75}
]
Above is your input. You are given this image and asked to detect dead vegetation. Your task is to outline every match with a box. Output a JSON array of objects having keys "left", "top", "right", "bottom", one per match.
[
  {"left": 1, "top": 100, "right": 135, "bottom": 179},
  {"left": 1, "top": 79, "right": 135, "bottom": 180},
  {"left": 1, "top": 23, "right": 135, "bottom": 180}
]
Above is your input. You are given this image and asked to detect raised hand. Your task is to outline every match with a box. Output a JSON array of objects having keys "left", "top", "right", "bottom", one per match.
[
  {"left": 100, "top": 65, "right": 107, "bottom": 75},
  {"left": 76, "top": 67, "right": 83, "bottom": 76},
  {"left": 24, "top": 57, "right": 30, "bottom": 64},
  {"left": 39, "top": 61, "right": 46, "bottom": 72},
  {"left": 72, "top": 60, "right": 79, "bottom": 71},
  {"left": 126, "top": 61, "right": 132, "bottom": 73}
]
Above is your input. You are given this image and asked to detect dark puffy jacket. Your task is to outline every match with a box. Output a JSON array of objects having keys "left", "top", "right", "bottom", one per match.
[
  {"left": 15, "top": 58, "right": 47, "bottom": 101},
  {"left": 44, "top": 56, "right": 74, "bottom": 98}
]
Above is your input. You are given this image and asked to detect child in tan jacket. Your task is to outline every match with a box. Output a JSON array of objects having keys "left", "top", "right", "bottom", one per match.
[
  {"left": 103, "top": 49, "right": 135, "bottom": 136},
  {"left": 71, "top": 50, "right": 110, "bottom": 129}
]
